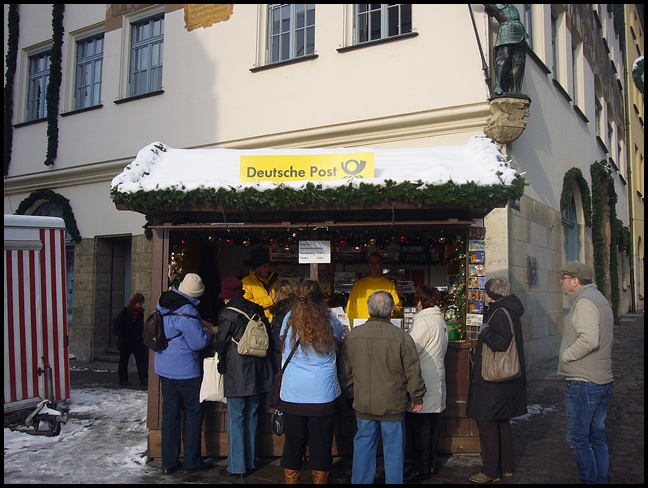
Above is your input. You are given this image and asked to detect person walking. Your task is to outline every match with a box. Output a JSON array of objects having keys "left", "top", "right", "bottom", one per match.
[
  {"left": 214, "top": 276, "right": 275, "bottom": 479},
  {"left": 340, "top": 291, "right": 426, "bottom": 484},
  {"left": 154, "top": 273, "right": 215, "bottom": 475},
  {"left": 278, "top": 280, "right": 344, "bottom": 484},
  {"left": 242, "top": 248, "right": 279, "bottom": 321},
  {"left": 114, "top": 292, "right": 148, "bottom": 387},
  {"left": 404, "top": 285, "right": 449, "bottom": 482},
  {"left": 345, "top": 252, "right": 403, "bottom": 326},
  {"left": 558, "top": 262, "right": 613, "bottom": 484},
  {"left": 269, "top": 279, "right": 298, "bottom": 372},
  {"left": 466, "top": 276, "right": 527, "bottom": 484}
]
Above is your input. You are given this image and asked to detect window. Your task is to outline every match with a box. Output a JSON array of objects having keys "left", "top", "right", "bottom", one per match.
[
  {"left": 267, "top": 4, "right": 315, "bottom": 64},
  {"left": 595, "top": 96, "right": 602, "bottom": 138},
  {"left": 562, "top": 197, "right": 578, "bottom": 263},
  {"left": 354, "top": 4, "right": 412, "bottom": 44},
  {"left": 129, "top": 14, "right": 164, "bottom": 97},
  {"left": 523, "top": 4, "right": 533, "bottom": 49},
  {"left": 607, "top": 121, "right": 614, "bottom": 152},
  {"left": 75, "top": 34, "right": 104, "bottom": 110},
  {"left": 27, "top": 50, "right": 51, "bottom": 121},
  {"left": 550, "top": 7, "right": 558, "bottom": 80}
]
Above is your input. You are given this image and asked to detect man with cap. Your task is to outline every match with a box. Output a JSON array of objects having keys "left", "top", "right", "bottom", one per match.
[
  {"left": 154, "top": 273, "right": 215, "bottom": 475},
  {"left": 214, "top": 277, "right": 275, "bottom": 479},
  {"left": 242, "top": 248, "right": 279, "bottom": 321},
  {"left": 114, "top": 292, "right": 148, "bottom": 387},
  {"left": 558, "top": 262, "right": 613, "bottom": 484}
]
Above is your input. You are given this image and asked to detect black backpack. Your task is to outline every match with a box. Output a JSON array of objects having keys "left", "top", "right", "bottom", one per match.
[{"left": 142, "top": 309, "right": 199, "bottom": 352}]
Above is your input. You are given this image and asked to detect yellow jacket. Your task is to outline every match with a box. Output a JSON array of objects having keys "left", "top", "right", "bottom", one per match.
[
  {"left": 241, "top": 269, "right": 279, "bottom": 321},
  {"left": 345, "top": 275, "right": 402, "bottom": 325}
]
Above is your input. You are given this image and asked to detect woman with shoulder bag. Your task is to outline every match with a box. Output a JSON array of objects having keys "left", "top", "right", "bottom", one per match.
[
  {"left": 466, "top": 276, "right": 527, "bottom": 484},
  {"left": 278, "top": 280, "right": 344, "bottom": 484}
]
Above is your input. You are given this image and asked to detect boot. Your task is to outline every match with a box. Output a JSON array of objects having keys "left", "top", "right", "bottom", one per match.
[
  {"left": 312, "top": 470, "right": 328, "bottom": 484},
  {"left": 284, "top": 468, "right": 301, "bottom": 484}
]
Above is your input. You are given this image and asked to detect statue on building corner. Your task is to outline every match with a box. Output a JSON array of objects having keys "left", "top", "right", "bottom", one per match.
[{"left": 484, "top": 4, "right": 528, "bottom": 99}]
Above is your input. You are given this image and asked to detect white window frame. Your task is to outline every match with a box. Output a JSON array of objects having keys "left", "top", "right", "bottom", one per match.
[
  {"left": 129, "top": 13, "right": 164, "bottom": 96},
  {"left": 266, "top": 4, "right": 316, "bottom": 64},
  {"left": 26, "top": 47, "right": 52, "bottom": 122},
  {"left": 74, "top": 31, "right": 104, "bottom": 110},
  {"left": 353, "top": 4, "right": 412, "bottom": 45},
  {"left": 562, "top": 196, "right": 579, "bottom": 263}
]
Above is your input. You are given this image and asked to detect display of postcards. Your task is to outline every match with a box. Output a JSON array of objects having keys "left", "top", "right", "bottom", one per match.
[
  {"left": 467, "top": 289, "right": 485, "bottom": 302},
  {"left": 468, "top": 239, "right": 485, "bottom": 251},
  {"left": 468, "top": 276, "right": 486, "bottom": 289},
  {"left": 466, "top": 313, "right": 484, "bottom": 326},
  {"left": 469, "top": 264, "right": 486, "bottom": 277},
  {"left": 468, "top": 300, "right": 484, "bottom": 314},
  {"left": 469, "top": 251, "right": 485, "bottom": 264},
  {"left": 469, "top": 227, "right": 486, "bottom": 239},
  {"left": 466, "top": 327, "right": 480, "bottom": 341}
]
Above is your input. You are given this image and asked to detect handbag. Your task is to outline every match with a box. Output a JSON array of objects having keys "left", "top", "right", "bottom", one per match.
[
  {"left": 269, "top": 339, "right": 300, "bottom": 436},
  {"left": 481, "top": 308, "right": 521, "bottom": 382},
  {"left": 199, "top": 355, "right": 226, "bottom": 403}
]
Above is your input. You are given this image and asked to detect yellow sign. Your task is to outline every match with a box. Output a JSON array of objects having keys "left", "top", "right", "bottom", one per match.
[
  {"left": 240, "top": 153, "right": 374, "bottom": 182},
  {"left": 184, "top": 4, "right": 234, "bottom": 32}
]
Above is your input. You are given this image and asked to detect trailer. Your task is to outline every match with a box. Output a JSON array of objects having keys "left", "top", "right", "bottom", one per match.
[{"left": 4, "top": 214, "right": 70, "bottom": 417}]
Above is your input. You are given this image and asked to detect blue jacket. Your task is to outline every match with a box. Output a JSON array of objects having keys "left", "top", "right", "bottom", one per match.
[
  {"left": 279, "top": 310, "right": 344, "bottom": 404},
  {"left": 154, "top": 289, "right": 212, "bottom": 380}
]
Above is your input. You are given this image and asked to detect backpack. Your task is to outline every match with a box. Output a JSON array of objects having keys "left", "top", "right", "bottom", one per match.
[
  {"left": 142, "top": 309, "right": 199, "bottom": 352},
  {"left": 227, "top": 307, "right": 269, "bottom": 358}
]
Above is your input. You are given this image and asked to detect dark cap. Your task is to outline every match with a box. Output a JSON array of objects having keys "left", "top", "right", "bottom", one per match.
[
  {"left": 131, "top": 293, "right": 145, "bottom": 304},
  {"left": 218, "top": 277, "right": 244, "bottom": 300},
  {"left": 560, "top": 262, "right": 593, "bottom": 281},
  {"left": 250, "top": 249, "right": 270, "bottom": 269}
]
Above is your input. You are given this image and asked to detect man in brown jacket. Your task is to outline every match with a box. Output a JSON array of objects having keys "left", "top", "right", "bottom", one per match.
[{"left": 340, "top": 291, "right": 426, "bottom": 484}]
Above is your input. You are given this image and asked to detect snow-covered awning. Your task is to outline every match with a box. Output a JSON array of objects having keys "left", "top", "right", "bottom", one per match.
[{"left": 111, "top": 135, "right": 526, "bottom": 225}]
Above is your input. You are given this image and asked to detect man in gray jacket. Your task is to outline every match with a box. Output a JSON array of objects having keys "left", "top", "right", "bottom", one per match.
[
  {"left": 340, "top": 291, "right": 426, "bottom": 484},
  {"left": 558, "top": 262, "right": 613, "bottom": 484}
]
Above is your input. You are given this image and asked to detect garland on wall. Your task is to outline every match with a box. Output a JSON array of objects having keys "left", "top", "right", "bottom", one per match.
[
  {"left": 15, "top": 189, "right": 82, "bottom": 243},
  {"left": 4, "top": 4, "right": 19, "bottom": 176},
  {"left": 44, "top": 4, "right": 64, "bottom": 166},
  {"left": 560, "top": 167, "right": 592, "bottom": 227}
]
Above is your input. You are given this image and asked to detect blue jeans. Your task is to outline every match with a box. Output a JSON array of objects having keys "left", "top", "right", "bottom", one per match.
[
  {"left": 159, "top": 376, "right": 204, "bottom": 470},
  {"left": 351, "top": 418, "right": 406, "bottom": 484},
  {"left": 565, "top": 380, "right": 613, "bottom": 484},
  {"left": 226, "top": 394, "right": 261, "bottom": 474}
]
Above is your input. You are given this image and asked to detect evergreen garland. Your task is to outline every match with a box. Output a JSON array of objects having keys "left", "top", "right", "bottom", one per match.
[
  {"left": 44, "top": 4, "right": 64, "bottom": 166},
  {"left": 633, "top": 57, "right": 644, "bottom": 94},
  {"left": 15, "top": 189, "right": 82, "bottom": 243},
  {"left": 4, "top": 4, "right": 19, "bottom": 176},
  {"left": 560, "top": 168, "right": 593, "bottom": 227}
]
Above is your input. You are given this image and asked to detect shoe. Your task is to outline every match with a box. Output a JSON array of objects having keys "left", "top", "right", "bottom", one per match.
[
  {"left": 469, "top": 472, "right": 501, "bottom": 484},
  {"left": 183, "top": 461, "right": 214, "bottom": 474},
  {"left": 162, "top": 461, "right": 182, "bottom": 475},
  {"left": 431, "top": 466, "right": 441, "bottom": 475},
  {"left": 404, "top": 469, "right": 431, "bottom": 482},
  {"left": 119, "top": 381, "right": 131, "bottom": 386},
  {"left": 219, "top": 468, "right": 246, "bottom": 478},
  {"left": 502, "top": 471, "right": 513, "bottom": 477}
]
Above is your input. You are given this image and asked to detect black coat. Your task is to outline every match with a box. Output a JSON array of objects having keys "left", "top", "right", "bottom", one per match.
[
  {"left": 269, "top": 296, "right": 296, "bottom": 372},
  {"left": 115, "top": 306, "right": 145, "bottom": 352},
  {"left": 466, "top": 293, "right": 527, "bottom": 421},
  {"left": 214, "top": 295, "right": 274, "bottom": 398}
]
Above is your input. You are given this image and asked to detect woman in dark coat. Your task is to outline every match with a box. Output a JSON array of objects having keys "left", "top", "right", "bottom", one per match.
[
  {"left": 114, "top": 292, "right": 148, "bottom": 386},
  {"left": 466, "top": 276, "right": 527, "bottom": 484},
  {"left": 269, "top": 280, "right": 298, "bottom": 372}
]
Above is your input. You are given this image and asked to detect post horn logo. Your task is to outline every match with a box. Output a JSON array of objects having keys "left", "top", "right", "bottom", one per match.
[{"left": 340, "top": 159, "right": 366, "bottom": 178}]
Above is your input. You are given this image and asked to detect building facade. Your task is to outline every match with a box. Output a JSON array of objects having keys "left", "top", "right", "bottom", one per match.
[{"left": 4, "top": 4, "right": 634, "bottom": 371}]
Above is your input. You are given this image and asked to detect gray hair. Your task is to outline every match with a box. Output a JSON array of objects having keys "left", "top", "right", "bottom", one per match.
[
  {"left": 367, "top": 291, "right": 394, "bottom": 318},
  {"left": 485, "top": 276, "right": 512, "bottom": 299}
]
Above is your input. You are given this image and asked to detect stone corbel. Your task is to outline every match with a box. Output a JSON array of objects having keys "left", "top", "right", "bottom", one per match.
[{"left": 484, "top": 97, "right": 531, "bottom": 144}]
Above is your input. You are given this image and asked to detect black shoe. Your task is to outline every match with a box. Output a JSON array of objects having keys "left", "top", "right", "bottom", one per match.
[
  {"left": 162, "top": 461, "right": 182, "bottom": 475},
  {"left": 183, "top": 461, "right": 214, "bottom": 474},
  {"left": 219, "top": 468, "right": 246, "bottom": 478},
  {"left": 404, "top": 469, "right": 431, "bottom": 482},
  {"left": 119, "top": 381, "right": 131, "bottom": 386},
  {"left": 431, "top": 466, "right": 441, "bottom": 475}
]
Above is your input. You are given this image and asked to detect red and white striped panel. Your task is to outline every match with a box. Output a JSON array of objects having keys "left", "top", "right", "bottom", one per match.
[{"left": 4, "top": 227, "right": 70, "bottom": 408}]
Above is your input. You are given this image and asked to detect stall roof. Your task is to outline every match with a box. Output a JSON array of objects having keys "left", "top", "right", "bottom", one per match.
[{"left": 111, "top": 135, "right": 526, "bottom": 225}]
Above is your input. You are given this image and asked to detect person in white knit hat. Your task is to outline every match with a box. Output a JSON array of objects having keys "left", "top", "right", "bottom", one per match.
[{"left": 154, "top": 273, "right": 215, "bottom": 475}]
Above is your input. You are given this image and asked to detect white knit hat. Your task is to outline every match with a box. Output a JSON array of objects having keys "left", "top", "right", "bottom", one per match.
[{"left": 178, "top": 273, "right": 205, "bottom": 298}]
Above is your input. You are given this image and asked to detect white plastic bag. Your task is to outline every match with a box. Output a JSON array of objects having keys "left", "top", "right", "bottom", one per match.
[{"left": 200, "top": 355, "right": 225, "bottom": 403}]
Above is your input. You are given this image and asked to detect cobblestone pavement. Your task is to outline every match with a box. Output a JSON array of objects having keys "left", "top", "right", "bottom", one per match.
[{"left": 71, "top": 311, "right": 644, "bottom": 484}]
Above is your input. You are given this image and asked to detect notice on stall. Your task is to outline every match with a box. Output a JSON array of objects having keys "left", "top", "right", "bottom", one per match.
[{"left": 299, "top": 240, "right": 331, "bottom": 263}]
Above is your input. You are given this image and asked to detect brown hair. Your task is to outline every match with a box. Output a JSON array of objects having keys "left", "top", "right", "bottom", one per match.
[
  {"left": 284, "top": 280, "right": 336, "bottom": 355},
  {"left": 273, "top": 279, "right": 298, "bottom": 304},
  {"left": 413, "top": 285, "right": 444, "bottom": 309}
]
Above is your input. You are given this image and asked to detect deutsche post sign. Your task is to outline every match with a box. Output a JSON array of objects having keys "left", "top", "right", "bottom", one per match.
[{"left": 240, "top": 153, "right": 374, "bottom": 182}]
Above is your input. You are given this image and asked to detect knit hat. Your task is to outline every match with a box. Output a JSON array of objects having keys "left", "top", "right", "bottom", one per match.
[
  {"left": 178, "top": 273, "right": 205, "bottom": 298},
  {"left": 131, "top": 293, "right": 145, "bottom": 304},
  {"left": 218, "top": 277, "right": 244, "bottom": 299},
  {"left": 484, "top": 280, "right": 503, "bottom": 301},
  {"left": 250, "top": 249, "right": 270, "bottom": 270},
  {"left": 560, "top": 262, "right": 593, "bottom": 281}
]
